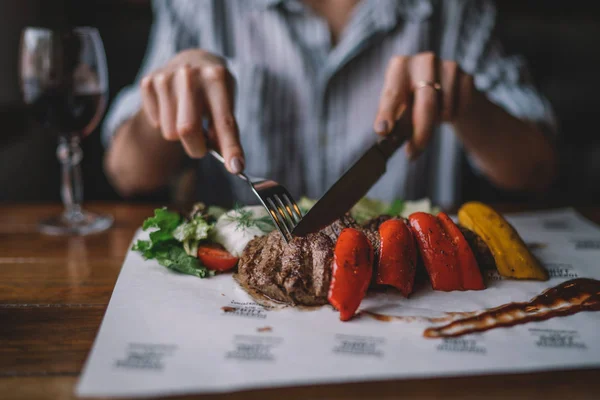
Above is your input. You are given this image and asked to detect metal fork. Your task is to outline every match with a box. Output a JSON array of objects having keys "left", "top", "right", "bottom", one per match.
[{"left": 209, "top": 150, "right": 302, "bottom": 243}]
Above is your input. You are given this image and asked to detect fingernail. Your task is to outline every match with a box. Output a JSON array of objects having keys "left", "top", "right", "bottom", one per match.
[
  {"left": 375, "top": 120, "right": 389, "bottom": 134},
  {"left": 230, "top": 157, "right": 244, "bottom": 174}
]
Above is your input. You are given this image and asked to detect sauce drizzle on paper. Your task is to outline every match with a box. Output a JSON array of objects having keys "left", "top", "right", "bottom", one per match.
[{"left": 423, "top": 278, "right": 600, "bottom": 338}]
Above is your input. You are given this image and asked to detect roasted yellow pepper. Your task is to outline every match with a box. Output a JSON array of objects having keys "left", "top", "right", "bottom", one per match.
[{"left": 458, "top": 202, "right": 548, "bottom": 281}]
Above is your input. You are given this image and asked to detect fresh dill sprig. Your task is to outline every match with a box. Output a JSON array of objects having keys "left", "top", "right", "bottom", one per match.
[
  {"left": 230, "top": 204, "right": 254, "bottom": 229},
  {"left": 227, "top": 203, "right": 275, "bottom": 233}
]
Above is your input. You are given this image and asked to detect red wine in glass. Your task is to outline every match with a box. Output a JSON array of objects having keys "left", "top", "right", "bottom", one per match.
[
  {"left": 20, "top": 27, "right": 112, "bottom": 235},
  {"left": 26, "top": 89, "right": 107, "bottom": 137}
]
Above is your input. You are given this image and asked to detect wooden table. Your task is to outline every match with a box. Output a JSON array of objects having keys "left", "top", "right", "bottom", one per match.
[{"left": 1, "top": 203, "right": 599, "bottom": 400}]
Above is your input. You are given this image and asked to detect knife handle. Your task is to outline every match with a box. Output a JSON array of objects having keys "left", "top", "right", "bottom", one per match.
[{"left": 376, "top": 106, "right": 413, "bottom": 160}]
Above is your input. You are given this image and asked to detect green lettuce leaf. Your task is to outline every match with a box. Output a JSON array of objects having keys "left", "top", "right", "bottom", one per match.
[
  {"left": 155, "top": 245, "right": 214, "bottom": 278},
  {"left": 142, "top": 207, "right": 181, "bottom": 232},
  {"left": 350, "top": 198, "right": 391, "bottom": 224},
  {"left": 386, "top": 199, "right": 405, "bottom": 216},
  {"left": 133, "top": 208, "right": 212, "bottom": 278},
  {"left": 132, "top": 239, "right": 151, "bottom": 252}
]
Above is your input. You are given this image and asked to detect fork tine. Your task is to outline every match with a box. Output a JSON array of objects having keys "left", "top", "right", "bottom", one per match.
[
  {"left": 267, "top": 207, "right": 289, "bottom": 243},
  {"left": 273, "top": 195, "right": 296, "bottom": 231},
  {"left": 282, "top": 193, "right": 302, "bottom": 224},
  {"left": 270, "top": 196, "right": 294, "bottom": 235},
  {"left": 266, "top": 197, "right": 291, "bottom": 240}
]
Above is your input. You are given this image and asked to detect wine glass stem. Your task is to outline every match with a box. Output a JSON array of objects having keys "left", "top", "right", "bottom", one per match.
[{"left": 57, "top": 136, "right": 84, "bottom": 222}]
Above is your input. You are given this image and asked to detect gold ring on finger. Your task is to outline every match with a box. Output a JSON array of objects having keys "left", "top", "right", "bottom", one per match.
[{"left": 415, "top": 80, "right": 442, "bottom": 92}]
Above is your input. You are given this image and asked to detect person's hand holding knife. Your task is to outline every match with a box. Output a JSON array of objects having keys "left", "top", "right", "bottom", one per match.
[
  {"left": 373, "top": 51, "right": 555, "bottom": 192},
  {"left": 373, "top": 52, "right": 475, "bottom": 160}
]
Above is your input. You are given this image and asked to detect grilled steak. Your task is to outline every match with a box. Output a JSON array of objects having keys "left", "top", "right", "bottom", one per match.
[
  {"left": 236, "top": 231, "right": 286, "bottom": 302},
  {"left": 321, "top": 214, "right": 358, "bottom": 242},
  {"left": 237, "top": 231, "right": 335, "bottom": 306},
  {"left": 237, "top": 216, "right": 359, "bottom": 306},
  {"left": 280, "top": 232, "right": 335, "bottom": 305}
]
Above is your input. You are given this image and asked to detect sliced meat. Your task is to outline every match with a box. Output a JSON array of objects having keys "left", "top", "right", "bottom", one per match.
[
  {"left": 361, "top": 228, "right": 381, "bottom": 261},
  {"left": 280, "top": 232, "right": 334, "bottom": 305},
  {"left": 321, "top": 214, "right": 358, "bottom": 242},
  {"left": 237, "top": 230, "right": 334, "bottom": 306},
  {"left": 237, "top": 231, "right": 287, "bottom": 302}
]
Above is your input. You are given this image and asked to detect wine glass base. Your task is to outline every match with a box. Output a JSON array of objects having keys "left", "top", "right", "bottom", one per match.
[{"left": 39, "top": 211, "right": 113, "bottom": 236}]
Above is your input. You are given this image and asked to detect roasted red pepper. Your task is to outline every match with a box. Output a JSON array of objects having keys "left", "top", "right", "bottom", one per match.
[
  {"left": 408, "top": 212, "right": 461, "bottom": 291},
  {"left": 376, "top": 219, "right": 417, "bottom": 297},
  {"left": 437, "top": 212, "right": 485, "bottom": 290},
  {"left": 328, "top": 228, "right": 373, "bottom": 321}
]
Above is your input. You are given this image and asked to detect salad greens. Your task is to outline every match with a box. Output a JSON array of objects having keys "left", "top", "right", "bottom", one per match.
[
  {"left": 386, "top": 199, "right": 406, "bottom": 216},
  {"left": 173, "top": 217, "right": 212, "bottom": 257},
  {"left": 350, "top": 197, "right": 399, "bottom": 224},
  {"left": 133, "top": 207, "right": 214, "bottom": 278},
  {"left": 298, "top": 196, "right": 438, "bottom": 224}
]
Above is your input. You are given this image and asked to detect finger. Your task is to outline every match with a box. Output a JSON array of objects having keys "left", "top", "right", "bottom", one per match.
[
  {"left": 153, "top": 72, "right": 178, "bottom": 141},
  {"left": 206, "top": 120, "right": 218, "bottom": 147},
  {"left": 408, "top": 52, "right": 440, "bottom": 160},
  {"left": 175, "top": 66, "right": 207, "bottom": 158},
  {"left": 374, "top": 56, "right": 411, "bottom": 135},
  {"left": 456, "top": 69, "right": 475, "bottom": 118},
  {"left": 439, "top": 60, "right": 459, "bottom": 122},
  {"left": 140, "top": 75, "right": 160, "bottom": 128},
  {"left": 201, "top": 65, "right": 244, "bottom": 174}
]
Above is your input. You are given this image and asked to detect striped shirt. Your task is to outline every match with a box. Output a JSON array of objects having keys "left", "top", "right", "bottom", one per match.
[{"left": 103, "top": 0, "right": 556, "bottom": 208}]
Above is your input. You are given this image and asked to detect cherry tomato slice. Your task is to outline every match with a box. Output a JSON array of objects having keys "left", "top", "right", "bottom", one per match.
[{"left": 197, "top": 243, "right": 239, "bottom": 272}]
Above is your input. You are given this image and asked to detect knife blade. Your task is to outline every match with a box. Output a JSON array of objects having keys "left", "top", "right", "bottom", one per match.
[{"left": 292, "top": 109, "right": 413, "bottom": 236}]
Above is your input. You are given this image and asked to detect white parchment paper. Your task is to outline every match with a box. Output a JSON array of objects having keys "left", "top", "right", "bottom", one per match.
[{"left": 76, "top": 209, "right": 600, "bottom": 398}]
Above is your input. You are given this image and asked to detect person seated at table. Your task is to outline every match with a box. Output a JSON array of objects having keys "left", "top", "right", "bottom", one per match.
[{"left": 103, "top": 0, "right": 557, "bottom": 208}]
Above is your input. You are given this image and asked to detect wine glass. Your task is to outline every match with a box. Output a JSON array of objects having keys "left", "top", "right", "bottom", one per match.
[{"left": 19, "top": 27, "right": 113, "bottom": 235}]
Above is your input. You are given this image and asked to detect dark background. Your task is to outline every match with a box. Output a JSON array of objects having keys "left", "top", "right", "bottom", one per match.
[{"left": 1, "top": 0, "right": 598, "bottom": 205}]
